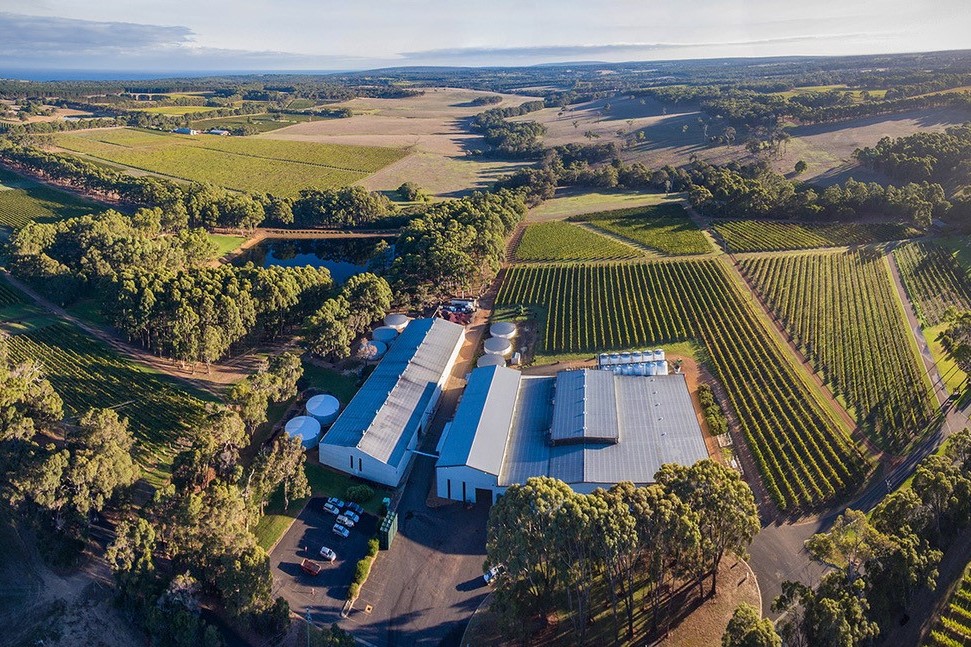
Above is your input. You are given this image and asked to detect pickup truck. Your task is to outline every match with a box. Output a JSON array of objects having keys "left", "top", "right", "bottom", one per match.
[{"left": 300, "top": 558, "right": 323, "bottom": 576}]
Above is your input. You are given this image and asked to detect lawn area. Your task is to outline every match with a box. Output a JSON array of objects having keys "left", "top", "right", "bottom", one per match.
[
  {"left": 926, "top": 323, "right": 968, "bottom": 395},
  {"left": 938, "top": 235, "right": 971, "bottom": 274},
  {"left": 254, "top": 462, "right": 389, "bottom": 551},
  {"left": 515, "top": 221, "right": 640, "bottom": 262},
  {"left": 53, "top": 128, "right": 407, "bottom": 197},
  {"left": 569, "top": 203, "right": 712, "bottom": 256},
  {"left": 300, "top": 362, "right": 361, "bottom": 404},
  {"left": 526, "top": 190, "right": 680, "bottom": 221},
  {"left": 208, "top": 233, "right": 247, "bottom": 257},
  {"left": 0, "top": 164, "right": 102, "bottom": 229}
]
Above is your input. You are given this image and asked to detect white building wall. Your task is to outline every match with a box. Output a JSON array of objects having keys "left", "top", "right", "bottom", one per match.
[
  {"left": 436, "top": 465, "right": 500, "bottom": 503},
  {"left": 317, "top": 326, "right": 466, "bottom": 488}
]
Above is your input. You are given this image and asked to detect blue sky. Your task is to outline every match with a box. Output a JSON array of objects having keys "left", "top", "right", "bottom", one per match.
[{"left": 1, "top": 0, "right": 969, "bottom": 75}]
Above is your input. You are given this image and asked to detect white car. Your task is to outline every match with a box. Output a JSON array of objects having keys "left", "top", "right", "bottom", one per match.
[
  {"left": 484, "top": 564, "right": 506, "bottom": 586},
  {"left": 319, "top": 546, "right": 336, "bottom": 562},
  {"left": 336, "top": 514, "right": 356, "bottom": 529},
  {"left": 323, "top": 502, "right": 341, "bottom": 516},
  {"left": 332, "top": 523, "right": 350, "bottom": 539}
]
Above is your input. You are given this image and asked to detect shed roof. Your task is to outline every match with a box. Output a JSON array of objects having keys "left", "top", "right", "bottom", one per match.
[
  {"left": 549, "top": 370, "right": 620, "bottom": 445},
  {"left": 322, "top": 318, "right": 464, "bottom": 467},
  {"left": 437, "top": 365, "right": 521, "bottom": 475}
]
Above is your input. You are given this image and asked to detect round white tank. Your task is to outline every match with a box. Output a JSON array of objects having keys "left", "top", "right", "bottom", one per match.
[
  {"left": 285, "top": 415, "right": 321, "bottom": 449},
  {"left": 383, "top": 313, "right": 410, "bottom": 332},
  {"left": 362, "top": 340, "right": 388, "bottom": 360},
  {"left": 477, "top": 353, "right": 506, "bottom": 368},
  {"left": 609, "top": 353, "right": 620, "bottom": 365},
  {"left": 598, "top": 353, "right": 609, "bottom": 367},
  {"left": 620, "top": 352, "right": 632, "bottom": 364},
  {"left": 633, "top": 363, "right": 646, "bottom": 376},
  {"left": 306, "top": 394, "right": 341, "bottom": 425},
  {"left": 489, "top": 321, "right": 517, "bottom": 340},
  {"left": 655, "top": 349, "right": 665, "bottom": 360},
  {"left": 631, "top": 351, "right": 644, "bottom": 363},
  {"left": 483, "top": 337, "right": 512, "bottom": 356},
  {"left": 372, "top": 326, "right": 398, "bottom": 344}
]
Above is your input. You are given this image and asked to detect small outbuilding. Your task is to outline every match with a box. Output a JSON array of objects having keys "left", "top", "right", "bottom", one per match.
[
  {"left": 384, "top": 313, "right": 410, "bottom": 332},
  {"left": 489, "top": 321, "right": 517, "bottom": 340},
  {"left": 285, "top": 415, "right": 321, "bottom": 449},
  {"left": 483, "top": 337, "right": 512, "bottom": 357},
  {"left": 306, "top": 394, "right": 341, "bottom": 426}
]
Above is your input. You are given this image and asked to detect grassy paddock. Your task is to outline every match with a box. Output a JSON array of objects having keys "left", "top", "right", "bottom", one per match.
[
  {"left": 207, "top": 234, "right": 248, "bottom": 258},
  {"left": 526, "top": 190, "right": 679, "bottom": 221},
  {"left": 191, "top": 112, "right": 317, "bottom": 134},
  {"left": 570, "top": 203, "right": 711, "bottom": 256}
]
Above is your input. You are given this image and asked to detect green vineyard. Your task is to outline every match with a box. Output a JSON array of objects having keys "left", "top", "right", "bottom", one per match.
[
  {"left": 569, "top": 203, "right": 712, "bottom": 256},
  {"left": 515, "top": 221, "right": 639, "bottom": 262},
  {"left": 0, "top": 166, "right": 101, "bottom": 229},
  {"left": 714, "top": 219, "right": 920, "bottom": 253},
  {"left": 924, "top": 565, "right": 971, "bottom": 646},
  {"left": 55, "top": 128, "right": 407, "bottom": 197},
  {"left": 495, "top": 259, "right": 868, "bottom": 510},
  {"left": 7, "top": 320, "right": 210, "bottom": 487},
  {"left": 740, "top": 250, "right": 933, "bottom": 449},
  {"left": 893, "top": 242, "right": 971, "bottom": 327}
]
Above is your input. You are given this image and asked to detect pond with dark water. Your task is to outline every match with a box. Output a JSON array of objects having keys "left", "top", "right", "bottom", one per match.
[{"left": 238, "top": 237, "right": 394, "bottom": 283}]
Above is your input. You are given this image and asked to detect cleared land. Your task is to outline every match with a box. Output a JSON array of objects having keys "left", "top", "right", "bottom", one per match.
[
  {"left": 526, "top": 190, "right": 682, "bottom": 222},
  {"left": 0, "top": 284, "right": 210, "bottom": 487},
  {"left": 496, "top": 259, "right": 867, "bottom": 510},
  {"left": 894, "top": 241, "right": 971, "bottom": 327},
  {"left": 510, "top": 96, "right": 970, "bottom": 186},
  {"left": 258, "top": 87, "right": 535, "bottom": 195},
  {"left": 570, "top": 203, "right": 712, "bottom": 255},
  {"left": 715, "top": 220, "right": 921, "bottom": 252},
  {"left": 53, "top": 127, "right": 407, "bottom": 196},
  {"left": 0, "top": 165, "right": 102, "bottom": 229},
  {"left": 741, "top": 250, "right": 934, "bottom": 449},
  {"left": 190, "top": 112, "right": 316, "bottom": 134},
  {"left": 134, "top": 105, "right": 223, "bottom": 116},
  {"left": 515, "top": 221, "right": 639, "bottom": 262}
]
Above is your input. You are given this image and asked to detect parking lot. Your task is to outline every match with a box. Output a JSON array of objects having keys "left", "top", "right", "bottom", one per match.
[
  {"left": 270, "top": 456, "right": 491, "bottom": 646},
  {"left": 269, "top": 496, "right": 378, "bottom": 625}
]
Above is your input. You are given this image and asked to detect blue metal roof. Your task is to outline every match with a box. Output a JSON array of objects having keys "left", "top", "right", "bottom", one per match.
[
  {"left": 320, "top": 318, "right": 465, "bottom": 467},
  {"left": 436, "top": 365, "right": 521, "bottom": 475}
]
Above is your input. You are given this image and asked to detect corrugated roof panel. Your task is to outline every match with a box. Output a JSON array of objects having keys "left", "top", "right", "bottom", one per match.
[
  {"left": 436, "top": 365, "right": 521, "bottom": 475},
  {"left": 321, "top": 318, "right": 465, "bottom": 466},
  {"left": 549, "top": 370, "right": 619, "bottom": 445},
  {"left": 497, "top": 376, "right": 554, "bottom": 486}
]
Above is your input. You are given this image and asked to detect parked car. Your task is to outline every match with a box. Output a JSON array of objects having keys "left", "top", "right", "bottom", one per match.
[
  {"left": 341, "top": 510, "right": 360, "bottom": 524},
  {"left": 336, "top": 514, "right": 356, "bottom": 529},
  {"left": 323, "top": 502, "right": 341, "bottom": 516},
  {"left": 483, "top": 564, "right": 506, "bottom": 586},
  {"left": 319, "top": 546, "right": 336, "bottom": 562},
  {"left": 332, "top": 523, "right": 350, "bottom": 539},
  {"left": 327, "top": 497, "right": 346, "bottom": 509},
  {"left": 346, "top": 502, "right": 364, "bottom": 516},
  {"left": 301, "top": 558, "right": 322, "bottom": 576}
]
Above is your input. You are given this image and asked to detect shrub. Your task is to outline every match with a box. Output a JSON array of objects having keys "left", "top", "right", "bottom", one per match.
[{"left": 346, "top": 484, "right": 374, "bottom": 504}]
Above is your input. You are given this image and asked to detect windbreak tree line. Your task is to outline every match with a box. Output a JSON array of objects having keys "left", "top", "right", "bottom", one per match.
[
  {"left": 7, "top": 209, "right": 332, "bottom": 367},
  {"left": 487, "top": 461, "right": 760, "bottom": 645},
  {"left": 0, "top": 141, "right": 399, "bottom": 230}
]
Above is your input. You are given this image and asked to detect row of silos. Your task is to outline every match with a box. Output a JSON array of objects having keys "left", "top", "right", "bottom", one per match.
[{"left": 285, "top": 389, "right": 343, "bottom": 450}]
